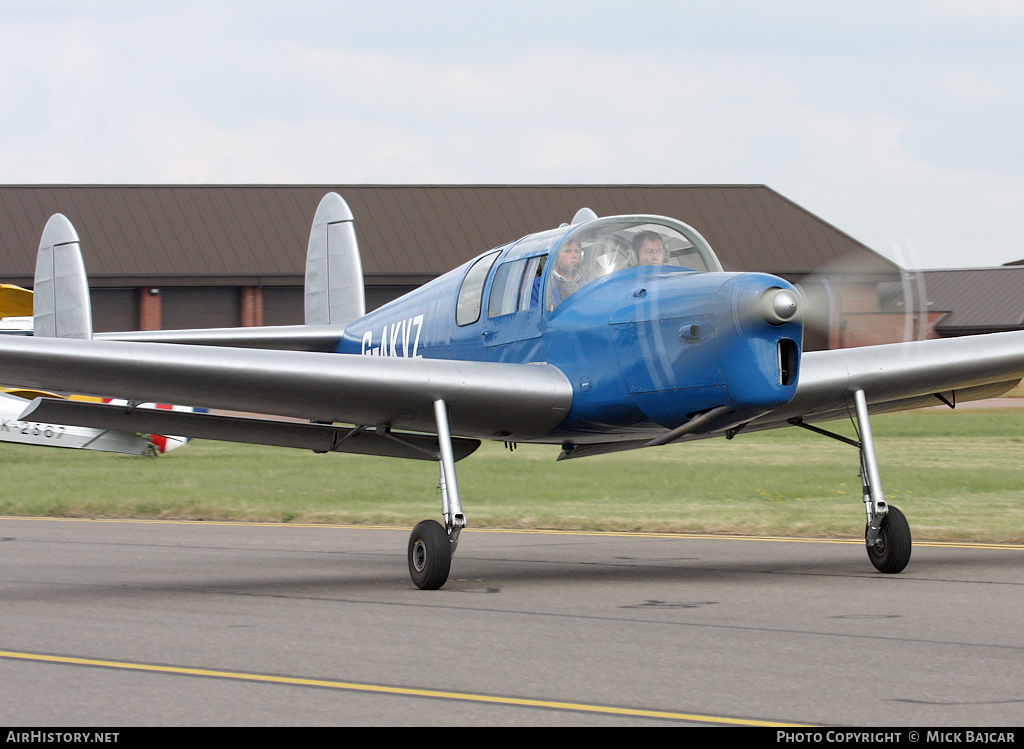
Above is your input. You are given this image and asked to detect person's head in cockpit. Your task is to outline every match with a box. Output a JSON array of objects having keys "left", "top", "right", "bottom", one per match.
[
  {"left": 547, "top": 239, "right": 587, "bottom": 312},
  {"left": 554, "top": 239, "right": 584, "bottom": 280},
  {"left": 634, "top": 231, "right": 667, "bottom": 266}
]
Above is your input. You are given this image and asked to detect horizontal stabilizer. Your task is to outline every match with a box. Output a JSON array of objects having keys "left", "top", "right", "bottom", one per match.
[
  {"left": 22, "top": 398, "right": 481, "bottom": 462},
  {"left": 97, "top": 324, "right": 346, "bottom": 351}
]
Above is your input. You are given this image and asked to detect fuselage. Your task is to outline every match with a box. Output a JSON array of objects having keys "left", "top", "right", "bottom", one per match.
[{"left": 339, "top": 215, "right": 803, "bottom": 443}]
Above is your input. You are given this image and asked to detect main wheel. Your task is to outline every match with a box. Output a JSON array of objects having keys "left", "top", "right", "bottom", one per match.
[
  {"left": 866, "top": 505, "right": 911, "bottom": 574},
  {"left": 408, "top": 519, "right": 452, "bottom": 590}
]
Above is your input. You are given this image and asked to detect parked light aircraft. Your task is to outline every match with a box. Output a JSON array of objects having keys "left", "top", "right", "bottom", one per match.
[
  {"left": 0, "top": 194, "right": 1022, "bottom": 589},
  {"left": 0, "top": 274, "right": 187, "bottom": 455},
  {"left": 0, "top": 391, "right": 187, "bottom": 455}
]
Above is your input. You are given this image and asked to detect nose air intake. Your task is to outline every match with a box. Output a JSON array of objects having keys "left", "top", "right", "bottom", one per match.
[{"left": 778, "top": 338, "right": 798, "bottom": 386}]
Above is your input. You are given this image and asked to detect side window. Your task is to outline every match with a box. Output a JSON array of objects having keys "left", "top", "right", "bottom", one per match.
[
  {"left": 456, "top": 251, "right": 499, "bottom": 326},
  {"left": 487, "top": 256, "right": 547, "bottom": 318},
  {"left": 488, "top": 259, "right": 526, "bottom": 318},
  {"left": 519, "top": 256, "right": 545, "bottom": 310}
]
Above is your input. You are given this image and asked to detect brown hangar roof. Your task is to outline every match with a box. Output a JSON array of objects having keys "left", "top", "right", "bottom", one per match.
[
  {"left": 0, "top": 185, "right": 898, "bottom": 287},
  {"left": 917, "top": 267, "right": 1024, "bottom": 333}
]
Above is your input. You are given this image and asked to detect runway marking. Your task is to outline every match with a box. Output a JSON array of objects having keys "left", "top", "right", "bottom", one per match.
[
  {"left": 2, "top": 516, "right": 1022, "bottom": 551},
  {"left": 0, "top": 648, "right": 806, "bottom": 727}
]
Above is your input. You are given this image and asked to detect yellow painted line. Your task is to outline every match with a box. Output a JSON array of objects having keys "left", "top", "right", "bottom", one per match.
[
  {"left": 1, "top": 516, "right": 1022, "bottom": 551},
  {"left": 0, "top": 649, "right": 806, "bottom": 727},
  {"left": 0, "top": 516, "right": 405, "bottom": 532},
  {"left": 469, "top": 528, "right": 1024, "bottom": 551}
]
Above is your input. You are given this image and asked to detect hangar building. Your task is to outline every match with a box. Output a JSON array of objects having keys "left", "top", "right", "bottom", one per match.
[{"left": 0, "top": 185, "right": 911, "bottom": 350}]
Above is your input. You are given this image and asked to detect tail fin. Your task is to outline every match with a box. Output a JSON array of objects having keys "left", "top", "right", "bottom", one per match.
[
  {"left": 34, "top": 214, "right": 93, "bottom": 340},
  {"left": 304, "top": 192, "right": 365, "bottom": 326}
]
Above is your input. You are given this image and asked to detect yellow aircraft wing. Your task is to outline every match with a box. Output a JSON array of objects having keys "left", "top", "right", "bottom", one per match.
[{"left": 0, "top": 284, "right": 34, "bottom": 318}]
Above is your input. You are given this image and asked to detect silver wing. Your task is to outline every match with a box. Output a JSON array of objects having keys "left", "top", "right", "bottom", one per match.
[
  {"left": 0, "top": 330, "right": 1021, "bottom": 458},
  {"left": 753, "top": 329, "right": 1024, "bottom": 428},
  {"left": 0, "top": 336, "right": 574, "bottom": 459},
  {"left": 2, "top": 323, "right": 1020, "bottom": 586}
]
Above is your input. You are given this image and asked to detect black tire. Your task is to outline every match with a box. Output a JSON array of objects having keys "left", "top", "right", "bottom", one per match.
[
  {"left": 408, "top": 520, "right": 452, "bottom": 590},
  {"left": 866, "top": 505, "right": 912, "bottom": 574}
]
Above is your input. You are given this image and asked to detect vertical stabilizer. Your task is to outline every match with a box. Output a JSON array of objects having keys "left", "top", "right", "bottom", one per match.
[
  {"left": 34, "top": 214, "right": 93, "bottom": 339},
  {"left": 305, "top": 192, "right": 366, "bottom": 326}
]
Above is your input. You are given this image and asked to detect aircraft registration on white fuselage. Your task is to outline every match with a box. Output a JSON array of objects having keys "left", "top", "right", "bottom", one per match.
[
  {"left": 0, "top": 282, "right": 187, "bottom": 456},
  {"left": 0, "top": 193, "right": 1021, "bottom": 589}
]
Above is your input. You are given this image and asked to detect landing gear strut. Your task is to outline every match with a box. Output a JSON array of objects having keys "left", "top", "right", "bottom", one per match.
[
  {"left": 792, "top": 388, "right": 912, "bottom": 574},
  {"left": 407, "top": 399, "right": 465, "bottom": 590},
  {"left": 852, "top": 389, "right": 911, "bottom": 573}
]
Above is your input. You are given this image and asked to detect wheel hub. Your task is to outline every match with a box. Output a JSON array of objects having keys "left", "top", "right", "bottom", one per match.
[
  {"left": 871, "top": 533, "right": 887, "bottom": 555},
  {"left": 412, "top": 539, "right": 427, "bottom": 573}
]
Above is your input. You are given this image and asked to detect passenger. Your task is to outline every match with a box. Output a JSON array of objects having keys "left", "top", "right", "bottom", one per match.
[
  {"left": 634, "top": 230, "right": 667, "bottom": 266},
  {"left": 547, "top": 239, "right": 587, "bottom": 311}
]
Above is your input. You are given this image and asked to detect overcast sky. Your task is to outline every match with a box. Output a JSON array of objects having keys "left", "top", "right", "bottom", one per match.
[{"left": 1, "top": 1, "right": 1023, "bottom": 269}]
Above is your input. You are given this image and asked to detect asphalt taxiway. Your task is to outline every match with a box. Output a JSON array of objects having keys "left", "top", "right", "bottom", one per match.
[{"left": 1, "top": 517, "right": 1022, "bottom": 726}]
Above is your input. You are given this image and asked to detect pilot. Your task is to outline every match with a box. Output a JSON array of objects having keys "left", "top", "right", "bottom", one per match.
[
  {"left": 633, "top": 230, "right": 667, "bottom": 266},
  {"left": 547, "top": 239, "right": 587, "bottom": 311}
]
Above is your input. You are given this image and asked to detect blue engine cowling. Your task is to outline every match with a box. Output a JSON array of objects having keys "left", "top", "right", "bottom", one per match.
[{"left": 610, "top": 270, "right": 801, "bottom": 429}]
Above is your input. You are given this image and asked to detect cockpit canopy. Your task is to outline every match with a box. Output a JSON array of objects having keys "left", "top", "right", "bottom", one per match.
[
  {"left": 455, "top": 215, "right": 723, "bottom": 326},
  {"left": 546, "top": 216, "right": 721, "bottom": 311},
  {"left": 575, "top": 217, "right": 719, "bottom": 276}
]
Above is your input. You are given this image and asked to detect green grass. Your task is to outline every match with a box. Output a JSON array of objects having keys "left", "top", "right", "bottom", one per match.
[{"left": 1, "top": 408, "right": 1022, "bottom": 542}]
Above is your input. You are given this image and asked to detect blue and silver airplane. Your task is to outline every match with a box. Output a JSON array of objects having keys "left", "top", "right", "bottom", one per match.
[{"left": 2, "top": 193, "right": 1022, "bottom": 589}]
